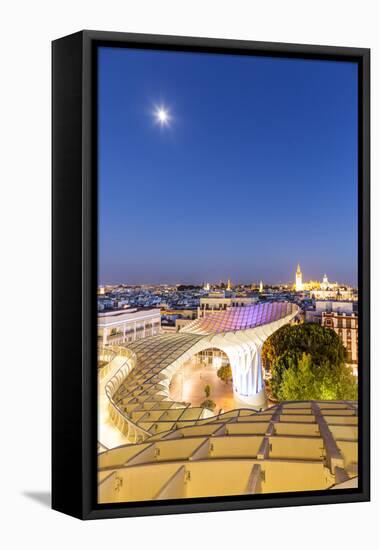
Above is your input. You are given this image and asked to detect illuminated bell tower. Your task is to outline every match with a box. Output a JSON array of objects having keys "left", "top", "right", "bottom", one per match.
[
  {"left": 227, "top": 278, "right": 232, "bottom": 291},
  {"left": 259, "top": 280, "right": 263, "bottom": 293},
  {"left": 295, "top": 263, "right": 303, "bottom": 292}
]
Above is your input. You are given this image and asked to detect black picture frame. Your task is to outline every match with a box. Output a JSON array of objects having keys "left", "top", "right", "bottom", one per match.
[{"left": 52, "top": 30, "right": 370, "bottom": 520}]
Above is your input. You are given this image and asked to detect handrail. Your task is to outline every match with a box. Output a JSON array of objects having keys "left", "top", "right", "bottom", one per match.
[{"left": 98, "top": 347, "right": 117, "bottom": 380}]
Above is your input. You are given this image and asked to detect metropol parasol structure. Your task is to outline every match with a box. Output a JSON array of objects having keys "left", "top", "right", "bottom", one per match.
[{"left": 98, "top": 302, "right": 358, "bottom": 503}]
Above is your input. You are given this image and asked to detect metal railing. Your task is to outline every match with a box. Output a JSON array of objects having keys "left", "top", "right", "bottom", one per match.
[
  {"left": 101, "top": 346, "right": 151, "bottom": 443},
  {"left": 98, "top": 347, "right": 117, "bottom": 381}
]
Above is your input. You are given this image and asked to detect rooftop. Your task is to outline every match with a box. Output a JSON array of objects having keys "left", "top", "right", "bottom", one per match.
[
  {"left": 183, "top": 302, "right": 297, "bottom": 334},
  {"left": 98, "top": 400, "right": 358, "bottom": 502},
  {"left": 98, "top": 307, "right": 161, "bottom": 327}
]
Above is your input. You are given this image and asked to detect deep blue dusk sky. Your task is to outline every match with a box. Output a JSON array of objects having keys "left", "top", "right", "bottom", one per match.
[{"left": 98, "top": 47, "right": 358, "bottom": 286}]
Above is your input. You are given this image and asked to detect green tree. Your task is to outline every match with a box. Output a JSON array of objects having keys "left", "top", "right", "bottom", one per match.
[
  {"left": 200, "top": 399, "right": 216, "bottom": 411},
  {"left": 217, "top": 364, "right": 233, "bottom": 384},
  {"left": 277, "top": 352, "right": 357, "bottom": 401},
  {"left": 204, "top": 384, "right": 211, "bottom": 398},
  {"left": 262, "top": 323, "right": 347, "bottom": 398},
  {"left": 276, "top": 353, "right": 316, "bottom": 400}
]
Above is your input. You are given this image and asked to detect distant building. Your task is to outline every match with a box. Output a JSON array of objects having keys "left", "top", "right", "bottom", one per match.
[
  {"left": 259, "top": 280, "right": 263, "bottom": 293},
  {"left": 294, "top": 267, "right": 356, "bottom": 300},
  {"left": 305, "top": 301, "right": 358, "bottom": 375},
  {"left": 160, "top": 308, "right": 197, "bottom": 333},
  {"left": 98, "top": 308, "right": 161, "bottom": 346},
  {"left": 97, "top": 297, "right": 115, "bottom": 311},
  {"left": 305, "top": 301, "right": 354, "bottom": 322},
  {"left": 198, "top": 291, "right": 257, "bottom": 317},
  {"left": 295, "top": 263, "right": 303, "bottom": 292},
  {"left": 321, "top": 274, "right": 329, "bottom": 290},
  {"left": 322, "top": 311, "right": 358, "bottom": 376},
  {"left": 303, "top": 280, "right": 321, "bottom": 291},
  {"left": 311, "top": 287, "right": 356, "bottom": 301}
]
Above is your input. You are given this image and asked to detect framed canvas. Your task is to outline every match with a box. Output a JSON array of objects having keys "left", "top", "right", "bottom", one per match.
[{"left": 52, "top": 30, "right": 370, "bottom": 520}]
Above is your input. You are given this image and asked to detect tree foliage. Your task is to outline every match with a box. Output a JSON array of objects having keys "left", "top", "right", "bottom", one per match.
[
  {"left": 277, "top": 352, "right": 357, "bottom": 401},
  {"left": 262, "top": 323, "right": 353, "bottom": 400},
  {"left": 200, "top": 399, "right": 216, "bottom": 411},
  {"left": 217, "top": 364, "right": 233, "bottom": 384}
]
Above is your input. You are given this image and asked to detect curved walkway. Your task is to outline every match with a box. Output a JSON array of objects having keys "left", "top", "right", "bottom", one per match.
[
  {"left": 98, "top": 348, "right": 134, "bottom": 448},
  {"left": 98, "top": 303, "right": 299, "bottom": 446}
]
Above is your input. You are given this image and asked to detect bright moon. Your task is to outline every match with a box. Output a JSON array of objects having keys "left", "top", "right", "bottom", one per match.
[{"left": 154, "top": 106, "right": 170, "bottom": 126}]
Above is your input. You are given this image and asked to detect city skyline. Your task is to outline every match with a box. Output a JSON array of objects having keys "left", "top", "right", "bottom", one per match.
[
  {"left": 98, "top": 265, "right": 356, "bottom": 287},
  {"left": 99, "top": 47, "right": 358, "bottom": 286}
]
